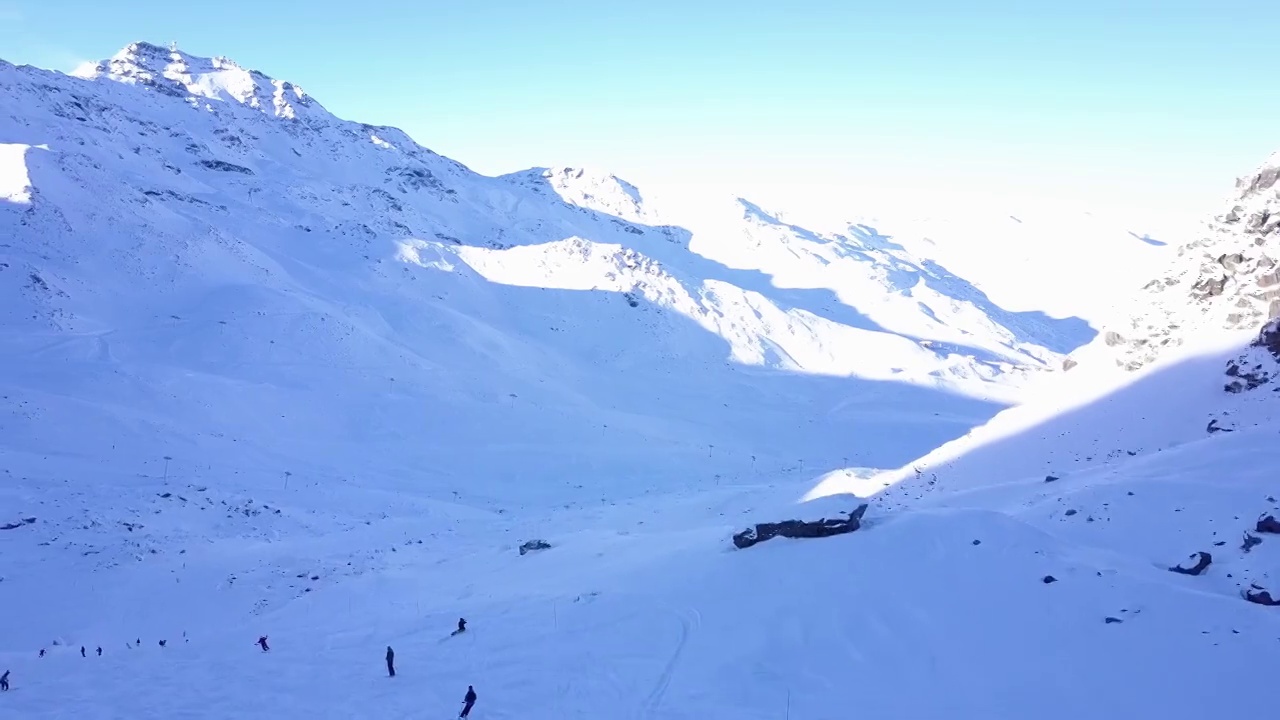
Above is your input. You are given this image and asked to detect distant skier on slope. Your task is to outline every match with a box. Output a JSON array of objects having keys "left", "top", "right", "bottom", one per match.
[
  {"left": 1, "top": 670, "right": 10, "bottom": 691},
  {"left": 459, "top": 685, "right": 477, "bottom": 718},
  {"left": 452, "top": 618, "right": 467, "bottom": 636},
  {"left": 96, "top": 647, "right": 102, "bottom": 656},
  {"left": 385, "top": 646, "right": 395, "bottom": 677},
  {"left": 38, "top": 649, "right": 44, "bottom": 658},
  {"left": 80, "top": 646, "right": 86, "bottom": 657},
  {"left": 257, "top": 636, "right": 270, "bottom": 652}
]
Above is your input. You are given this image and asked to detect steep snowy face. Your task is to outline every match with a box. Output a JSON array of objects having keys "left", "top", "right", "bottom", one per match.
[
  {"left": 1075, "top": 151, "right": 1280, "bottom": 373},
  {"left": 73, "top": 41, "right": 325, "bottom": 122}
]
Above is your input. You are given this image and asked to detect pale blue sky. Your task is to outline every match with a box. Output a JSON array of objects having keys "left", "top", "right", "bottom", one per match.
[{"left": 3, "top": 0, "right": 1277, "bottom": 226}]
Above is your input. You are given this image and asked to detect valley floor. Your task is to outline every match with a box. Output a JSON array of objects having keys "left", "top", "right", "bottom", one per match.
[{"left": 4, "top": 420, "right": 1280, "bottom": 719}]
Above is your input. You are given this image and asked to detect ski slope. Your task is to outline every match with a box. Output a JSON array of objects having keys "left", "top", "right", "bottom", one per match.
[{"left": 3, "top": 40, "right": 1273, "bottom": 720}]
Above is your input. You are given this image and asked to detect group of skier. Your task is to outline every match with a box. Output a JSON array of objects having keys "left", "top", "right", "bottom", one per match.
[
  {"left": 5, "top": 619, "right": 480, "bottom": 717},
  {"left": 259, "top": 618, "right": 478, "bottom": 718}
]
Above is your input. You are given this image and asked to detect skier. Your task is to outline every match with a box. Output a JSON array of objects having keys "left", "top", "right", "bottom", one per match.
[
  {"left": 0, "top": 670, "right": 8, "bottom": 691},
  {"left": 96, "top": 647, "right": 102, "bottom": 656},
  {"left": 460, "top": 685, "right": 477, "bottom": 719},
  {"left": 454, "top": 617, "right": 467, "bottom": 635},
  {"left": 385, "top": 646, "right": 395, "bottom": 677},
  {"left": 257, "top": 635, "right": 270, "bottom": 652},
  {"left": 38, "top": 649, "right": 44, "bottom": 658},
  {"left": 80, "top": 646, "right": 86, "bottom": 657}
]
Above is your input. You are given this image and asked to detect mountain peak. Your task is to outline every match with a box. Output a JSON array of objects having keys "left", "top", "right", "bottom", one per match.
[
  {"left": 72, "top": 41, "right": 327, "bottom": 121},
  {"left": 503, "top": 166, "right": 650, "bottom": 222}
]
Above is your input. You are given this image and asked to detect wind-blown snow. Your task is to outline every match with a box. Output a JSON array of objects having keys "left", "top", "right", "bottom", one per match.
[{"left": 3, "top": 41, "right": 1269, "bottom": 720}]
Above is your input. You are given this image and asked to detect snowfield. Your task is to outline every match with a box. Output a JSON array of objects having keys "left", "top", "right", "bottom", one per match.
[{"left": 2, "top": 41, "right": 1276, "bottom": 720}]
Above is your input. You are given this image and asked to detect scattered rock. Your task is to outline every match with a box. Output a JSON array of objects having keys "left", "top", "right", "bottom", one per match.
[
  {"left": 518, "top": 539, "right": 552, "bottom": 556},
  {"left": 1104, "top": 616, "right": 1124, "bottom": 624},
  {"left": 1042, "top": 575, "right": 1057, "bottom": 584},
  {"left": 971, "top": 539, "right": 981, "bottom": 546},
  {"left": 1168, "top": 551, "right": 1212, "bottom": 576},
  {"left": 732, "top": 504, "right": 869, "bottom": 550},
  {"left": 1242, "top": 533, "right": 1263, "bottom": 553},
  {"left": 1044, "top": 475, "right": 1059, "bottom": 483},
  {"left": 1064, "top": 509, "right": 1078, "bottom": 517}
]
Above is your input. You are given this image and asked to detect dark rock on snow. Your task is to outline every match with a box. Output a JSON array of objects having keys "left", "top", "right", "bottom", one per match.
[
  {"left": 732, "top": 504, "right": 869, "bottom": 550},
  {"left": 0, "top": 517, "right": 36, "bottom": 530},
  {"left": 1255, "top": 514, "right": 1280, "bottom": 534},
  {"left": 1242, "top": 533, "right": 1263, "bottom": 553},
  {"left": 1042, "top": 575, "right": 1057, "bottom": 584},
  {"left": 1244, "top": 585, "right": 1280, "bottom": 607},
  {"left": 1168, "top": 551, "right": 1212, "bottom": 576},
  {"left": 518, "top": 539, "right": 552, "bottom": 556}
]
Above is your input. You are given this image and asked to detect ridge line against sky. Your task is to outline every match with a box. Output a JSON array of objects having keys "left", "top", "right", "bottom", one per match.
[{"left": 3, "top": 0, "right": 1278, "bottom": 232}]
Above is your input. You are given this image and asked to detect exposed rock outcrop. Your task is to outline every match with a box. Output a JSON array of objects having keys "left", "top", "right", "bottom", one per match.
[
  {"left": 1067, "top": 152, "right": 1280, "bottom": 376},
  {"left": 732, "top": 504, "right": 869, "bottom": 550}
]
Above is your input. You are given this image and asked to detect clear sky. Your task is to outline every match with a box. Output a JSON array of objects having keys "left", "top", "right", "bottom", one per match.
[{"left": 3, "top": 0, "right": 1278, "bottom": 229}]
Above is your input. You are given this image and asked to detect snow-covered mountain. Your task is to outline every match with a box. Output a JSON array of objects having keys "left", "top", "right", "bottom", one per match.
[
  {"left": 8, "top": 41, "right": 1271, "bottom": 720},
  {"left": 0, "top": 40, "right": 1160, "bottom": 511}
]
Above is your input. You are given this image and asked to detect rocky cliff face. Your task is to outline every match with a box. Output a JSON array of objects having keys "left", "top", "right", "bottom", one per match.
[{"left": 1072, "top": 151, "right": 1280, "bottom": 382}]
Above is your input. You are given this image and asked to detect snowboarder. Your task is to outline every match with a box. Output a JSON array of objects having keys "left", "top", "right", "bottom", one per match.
[
  {"left": 385, "top": 646, "right": 395, "bottom": 677},
  {"left": 257, "top": 635, "right": 270, "bottom": 652},
  {"left": 454, "top": 617, "right": 467, "bottom": 635},
  {"left": 460, "top": 685, "right": 477, "bottom": 718},
  {"left": 0, "top": 670, "right": 8, "bottom": 691},
  {"left": 96, "top": 647, "right": 102, "bottom": 656},
  {"left": 80, "top": 646, "right": 86, "bottom": 657}
]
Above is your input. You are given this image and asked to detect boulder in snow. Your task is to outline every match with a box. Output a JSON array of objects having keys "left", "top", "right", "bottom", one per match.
[
  {"left": 518, "top": 539, "right": 552, "bottom": 556},
  {"left": 1168, "top": 551, "right": 1212, "bottom": 576},
  {"left": 1255, "top": 514, "right": 1280, "bottom": 534},
  {"left": 1243, "top": 585, "right": 1280, "bottom": 607},
  {"left": 732, "top": 502, "right": 869, "bottom": 550}
]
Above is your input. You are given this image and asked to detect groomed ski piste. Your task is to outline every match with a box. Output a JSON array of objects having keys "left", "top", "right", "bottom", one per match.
[{"left": 2, "top": 42, "right": 1278, "bottom": 719}]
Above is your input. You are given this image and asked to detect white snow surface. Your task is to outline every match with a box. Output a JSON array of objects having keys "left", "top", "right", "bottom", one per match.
[{"left": 1, "top": 42, "right": 1273, "bottom": 720}]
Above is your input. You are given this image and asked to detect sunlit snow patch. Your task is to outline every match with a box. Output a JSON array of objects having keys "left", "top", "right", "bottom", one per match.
[{"left": 0, "top": 143, "right": 34, "bottom": 204}]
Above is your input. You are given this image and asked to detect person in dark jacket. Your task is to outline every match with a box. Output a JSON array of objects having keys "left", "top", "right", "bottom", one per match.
[
  {"left": 96, "top": 647, "right": 102, "bottom": 656},
  {"left": 455, "top": 618, "right": 467, "bottom": 634},
  {"left": 257, "top": 636, "right": 270, "bottom": 652},
  {"left": 460, "top": 685, "right": 477, "bottom": 718},
  {"left": 80, "top": 646, "right": 86, "bottom": 657},
  {"left": 385, "top": 646, "right": 395, "bottom": 677},
  {"left": 1, "top": 670, "right": 10, "bottom": 691}
]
